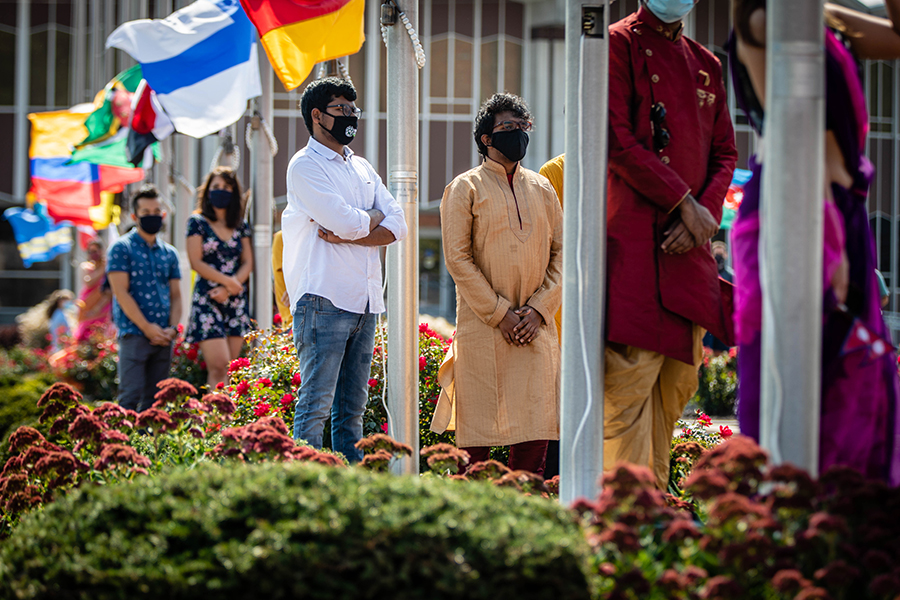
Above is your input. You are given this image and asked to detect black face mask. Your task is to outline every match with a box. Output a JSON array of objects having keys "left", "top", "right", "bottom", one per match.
[
  {"left": 491, "top": 129, "right": 529, "bottom": 163},
  {"left": 325, "top": 115, "right": 358, "bottom": 146},
  {"left": 715, "top": 254, "right": 726, "bottom": 271},
  {"left": 139, "top": 215, "right": 163, "bottom": 235},
  {"left": 209, "top": 189, "right": 232, "bottom": 209}
]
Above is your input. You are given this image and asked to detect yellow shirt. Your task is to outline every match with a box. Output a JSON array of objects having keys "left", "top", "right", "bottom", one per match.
[
  {"left": 272, "top": 231, "right": 292, "bottom": 327},
  {"left": 539, "top": 154, "right": 565, "bottom": 344}
]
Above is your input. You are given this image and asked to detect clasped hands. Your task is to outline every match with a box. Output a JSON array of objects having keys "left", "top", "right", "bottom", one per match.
[
  {"left": 661, "top": 195, "right": 719, "bottom": 255},
  {"left": 208, "top": 276, "right": 243, "bottom": 304},
  {"left": 498, "top": 306, "right": 543, "bottom": 347},
  {"left": 144, "top": 323, "right": 178, "bottom": 347}
]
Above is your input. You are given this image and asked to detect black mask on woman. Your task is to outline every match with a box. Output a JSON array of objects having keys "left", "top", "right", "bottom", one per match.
[
  {"left": 491, "top": 129, "right": 529, "bottom": 163},
  {"left": 326, "top": 115, "right": 358, "bottom": 146},
  {"left": 139, "top": 215, "right": 163, "bottom": 235},
  {"left": 209, "top": 189, "right": 232, "bottom": 209}
]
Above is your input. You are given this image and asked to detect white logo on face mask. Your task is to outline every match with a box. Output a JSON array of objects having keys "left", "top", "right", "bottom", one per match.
[{"left": 345, "top": 126, "right": 357, "bottom": 138}]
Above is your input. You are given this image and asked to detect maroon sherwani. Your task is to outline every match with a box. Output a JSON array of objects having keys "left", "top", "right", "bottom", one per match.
[{"left": 604, "top": 6, "right": 737, "bottom": 489}]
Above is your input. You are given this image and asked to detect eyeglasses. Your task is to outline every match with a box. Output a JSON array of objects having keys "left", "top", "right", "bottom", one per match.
[
  {"left": 650, "top": 103, "right": 670, "bottom": 151},
  {"left": 493, "top": 119, "right": 533, "bottom": 133},
  {"left": 326, "top": 104, "right": 362, "bottom": 118}
]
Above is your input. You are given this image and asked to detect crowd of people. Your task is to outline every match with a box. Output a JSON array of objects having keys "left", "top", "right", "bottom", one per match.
[{"left": 19, "top": 0, "right": 898, "bottom": 487}]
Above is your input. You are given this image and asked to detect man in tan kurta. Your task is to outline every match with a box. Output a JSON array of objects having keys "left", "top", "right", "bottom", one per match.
[{"left": 431, "top": 93, "right": 563, "bottom": 476}]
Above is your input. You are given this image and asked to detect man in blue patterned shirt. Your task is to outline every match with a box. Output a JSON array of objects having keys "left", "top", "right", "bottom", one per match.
[{"left": 107, "top": 184, "right": 182, "bottom": 412}]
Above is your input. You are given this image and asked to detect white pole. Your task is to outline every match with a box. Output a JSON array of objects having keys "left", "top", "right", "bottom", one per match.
[
  {"left": 13, "top": 0, "right": 30, "bottom": 203},
  {"left": 174, "top": 135, "right": 195, "bottom": 327},
  {"left": 759, "top": 0, "right": 824, "bottom": 475},
  {"left": 559, "top": 0, "right": 609, "bottom": 505},
  {"left": 253, "top": 47, "right": 274, "bottom": 331},
  {"left": 385, "top": 1, "right": 420, "bottom": 475}
]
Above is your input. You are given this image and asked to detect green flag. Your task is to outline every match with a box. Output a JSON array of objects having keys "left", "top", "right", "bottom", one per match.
[
  {"left": 69, "top": 130, "right": 159, "bottom": 169},
  {"left": 78, "top": 65, "right": 144, "bottom": 147}
]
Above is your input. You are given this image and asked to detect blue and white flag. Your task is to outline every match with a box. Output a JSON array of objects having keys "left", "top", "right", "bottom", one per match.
[
  {"left": 3, "top": 203, "right": 73, "bottom": 268},
  {"left": 106, "top": 0, "right": 262, "bottom": 139}
]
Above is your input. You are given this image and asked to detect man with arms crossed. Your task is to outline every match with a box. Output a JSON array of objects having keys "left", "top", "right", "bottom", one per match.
[{"left": 282, "top": 77, "right": 407, "bottom": 463}]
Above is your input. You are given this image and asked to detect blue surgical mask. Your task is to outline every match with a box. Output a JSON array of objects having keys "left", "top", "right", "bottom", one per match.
[
  {"left": 646, "top": 0, "right": 695, "bottom": 23},
  {"left": 209, "top": 189, "right": 233, "bottom": 209}
]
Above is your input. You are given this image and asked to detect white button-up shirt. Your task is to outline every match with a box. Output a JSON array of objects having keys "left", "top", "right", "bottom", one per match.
[{"left": 282, "top": 136, "right": 407, "bottom": 315}]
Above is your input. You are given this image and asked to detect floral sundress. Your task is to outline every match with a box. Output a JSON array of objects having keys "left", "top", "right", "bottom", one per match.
[{"left": 185, "top": 214, "right": 252, "bottom": 343}]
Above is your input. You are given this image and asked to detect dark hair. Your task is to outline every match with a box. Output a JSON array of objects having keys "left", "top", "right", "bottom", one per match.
[
  {"left": 300, "top": 77, "right": 358, "bottom": 136},
  {"left": 45, "top": 289, "right": 73, "bottom": 320},
  {"left": 197, "top": 166, "right": 244, "bottom": 229},
  {"left": 131, "top": 183, "right": 161, "bottom": 214},
  {"left": 474, "top": 93, "right": 533, "bottom": 157}
]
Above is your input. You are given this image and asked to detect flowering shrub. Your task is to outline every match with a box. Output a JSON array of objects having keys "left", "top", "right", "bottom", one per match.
[
  {"left": 0, "top": 346, "right": 49, "bottom": 387},
  {"left": 169, "top": 326, "right": 208, "bottom": 390},
  {"left": 224, "top": 327, "right": 299, "bottom": 428},
  {"left": 669, "top": 410, "right": 730, "bottom": 495},
  {"left": 693, "top": 347, "right": 738, "bottom": 416},
  {"left": 47, "top": 329, "right": 118, "bottom": 402},
  {"left": 579, "top": 435, "right": 900, "bottom": 599}
]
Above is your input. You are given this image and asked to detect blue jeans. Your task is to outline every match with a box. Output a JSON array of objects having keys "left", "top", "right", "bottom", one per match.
[
  {"left": 292, "top": 294, "right": 376, "bottom": 463},
  {"left": 118, "top": 334, "right": 173, "bottom": 412}
]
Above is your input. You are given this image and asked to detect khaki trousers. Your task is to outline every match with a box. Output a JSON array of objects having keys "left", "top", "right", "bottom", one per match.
[{"left": 603, "top": 327, "right": 704, "bottom": 490}]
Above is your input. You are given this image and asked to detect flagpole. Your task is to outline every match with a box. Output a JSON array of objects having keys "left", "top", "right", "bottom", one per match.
[
  {"left": 13, "top": 0, "right": 30, "bottom": 203},
  {"left": 759, "top": 0, "right": 824, "bottom": 475},
  {"left": 174, "top": 134, "right": 195, "bottom": 328},
  {"left": 252, "top": 46, "right": 274, "bottom": 332},
  {"left": 384, "top": 1, "right": 420, "bottom": 475},
  {"left": 560, "top": 0, "right": 609, "bottom": 505}
]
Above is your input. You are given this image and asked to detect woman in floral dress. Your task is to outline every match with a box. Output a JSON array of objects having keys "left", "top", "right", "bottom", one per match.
[{"left": 185, "top": 166, "right": 253, "bottom": 388}]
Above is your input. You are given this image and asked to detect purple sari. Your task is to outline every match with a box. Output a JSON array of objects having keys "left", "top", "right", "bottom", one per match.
[{"left": 728, "top": 29, "right": 900, "bottom": 484}]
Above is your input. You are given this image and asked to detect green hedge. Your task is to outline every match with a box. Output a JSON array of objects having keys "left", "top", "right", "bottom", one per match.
[
  {"left": 0, "top": 373, "right": 54, "bottom": 447},
  {"left": 0, "top": 462, "right": 592, "bottom": 600}
]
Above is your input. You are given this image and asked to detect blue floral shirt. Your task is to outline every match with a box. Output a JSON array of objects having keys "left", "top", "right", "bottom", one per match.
[{"left": 107, "top": 229, "right": 181, "bottom": 337}]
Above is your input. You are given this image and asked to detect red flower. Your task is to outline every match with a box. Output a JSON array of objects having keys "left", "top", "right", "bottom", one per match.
[
  {"left": 697, "top": 413, "right": 713, "bottom": 427},
  {"left": 235, "top": 381, "right": 251, "bottom": 396},
  {"left": 228, "top": 357, "right": 251, "bottom": 373},
  {"left": 381, "top": 422, "right": 388, "bottom": 433},
  {"left": 682, "top": 428, "right": 693, "bottom": 437},
  {"left": 273, "top": 313, "right": 283, "bottom": 325},
  {"left": 281, "top": 393, "right": 293, "bottom": 406},
  {"left": 368, "top": 378, "right": 378, "bottom": 387},
  {"left": 720, "top": 425, "right": 733, "bottom": 438},
  {"left": 216, "top": 382, "right": 224, "bottom": 390},
  {"left": 253, "top": 402, "right": 271, "bottom": 417},
  {"left": 291, "top": 373, "right": 302, "bottom": 386},
  {"left": 257, "top": 377, "right": 273, "bottom": 388},
  {"left": 419, "top": 356, "right": 427, "bottom": 371}
]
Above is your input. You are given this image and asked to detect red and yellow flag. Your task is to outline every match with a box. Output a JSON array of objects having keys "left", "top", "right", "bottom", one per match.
[{"left": 240, "top": 0, "right": 365, "bottom": 91}]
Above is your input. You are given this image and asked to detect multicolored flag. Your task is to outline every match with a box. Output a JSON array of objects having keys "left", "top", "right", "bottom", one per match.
[
  {"left": 106, "top": 0, "right": 261, "bottom": 139},
  {"left": 29, "top": 108, "right": 144, "bottom": 227},
  {"left": 127, "top": 80, "right": 175, "bottom": 167},
  {"left": 2, "top": 203, "right": 73, "bottom": 268},
  {"left": 720, "top": 168, "right": 753, "bottom": 230},
  {"left": 240, "top": 0, "right": 365, "bottom": 91},
  {"left": 77, "top": 65, "right": 144, "bottom": 148}
]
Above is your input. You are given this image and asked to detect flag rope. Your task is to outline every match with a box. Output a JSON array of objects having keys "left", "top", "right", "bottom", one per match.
[{"left": 380, "top": 1, "right": 426, "bottom": 69}]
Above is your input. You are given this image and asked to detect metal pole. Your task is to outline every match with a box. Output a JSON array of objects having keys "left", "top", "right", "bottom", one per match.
[
  {"left": 252, "top": 46, "right": 274, "bottom": 330},
  {"left": 174, "top": 134, "right": 195, "bottom": 327},
  {"left": 559, "top": 0, "right": 609, "bottom": 505},
  {"left": 759, "top": 1, "right": 824, "bottom": 475},
  {"left": 384, "top": 2, "right": 420, "bottom": 475},
  {"left": 13, "top": 0, "right": 30, "bottom": 203}
]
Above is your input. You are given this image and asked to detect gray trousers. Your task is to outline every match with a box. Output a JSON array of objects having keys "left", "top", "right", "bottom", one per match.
[{"left": 117, "top": 334, "right": 173, "bottom": 412}]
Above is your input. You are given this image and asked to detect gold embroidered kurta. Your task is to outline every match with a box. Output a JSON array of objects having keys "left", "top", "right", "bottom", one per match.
[{"left": 431, "top": 159, "right": 563, "bottom": 447}]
